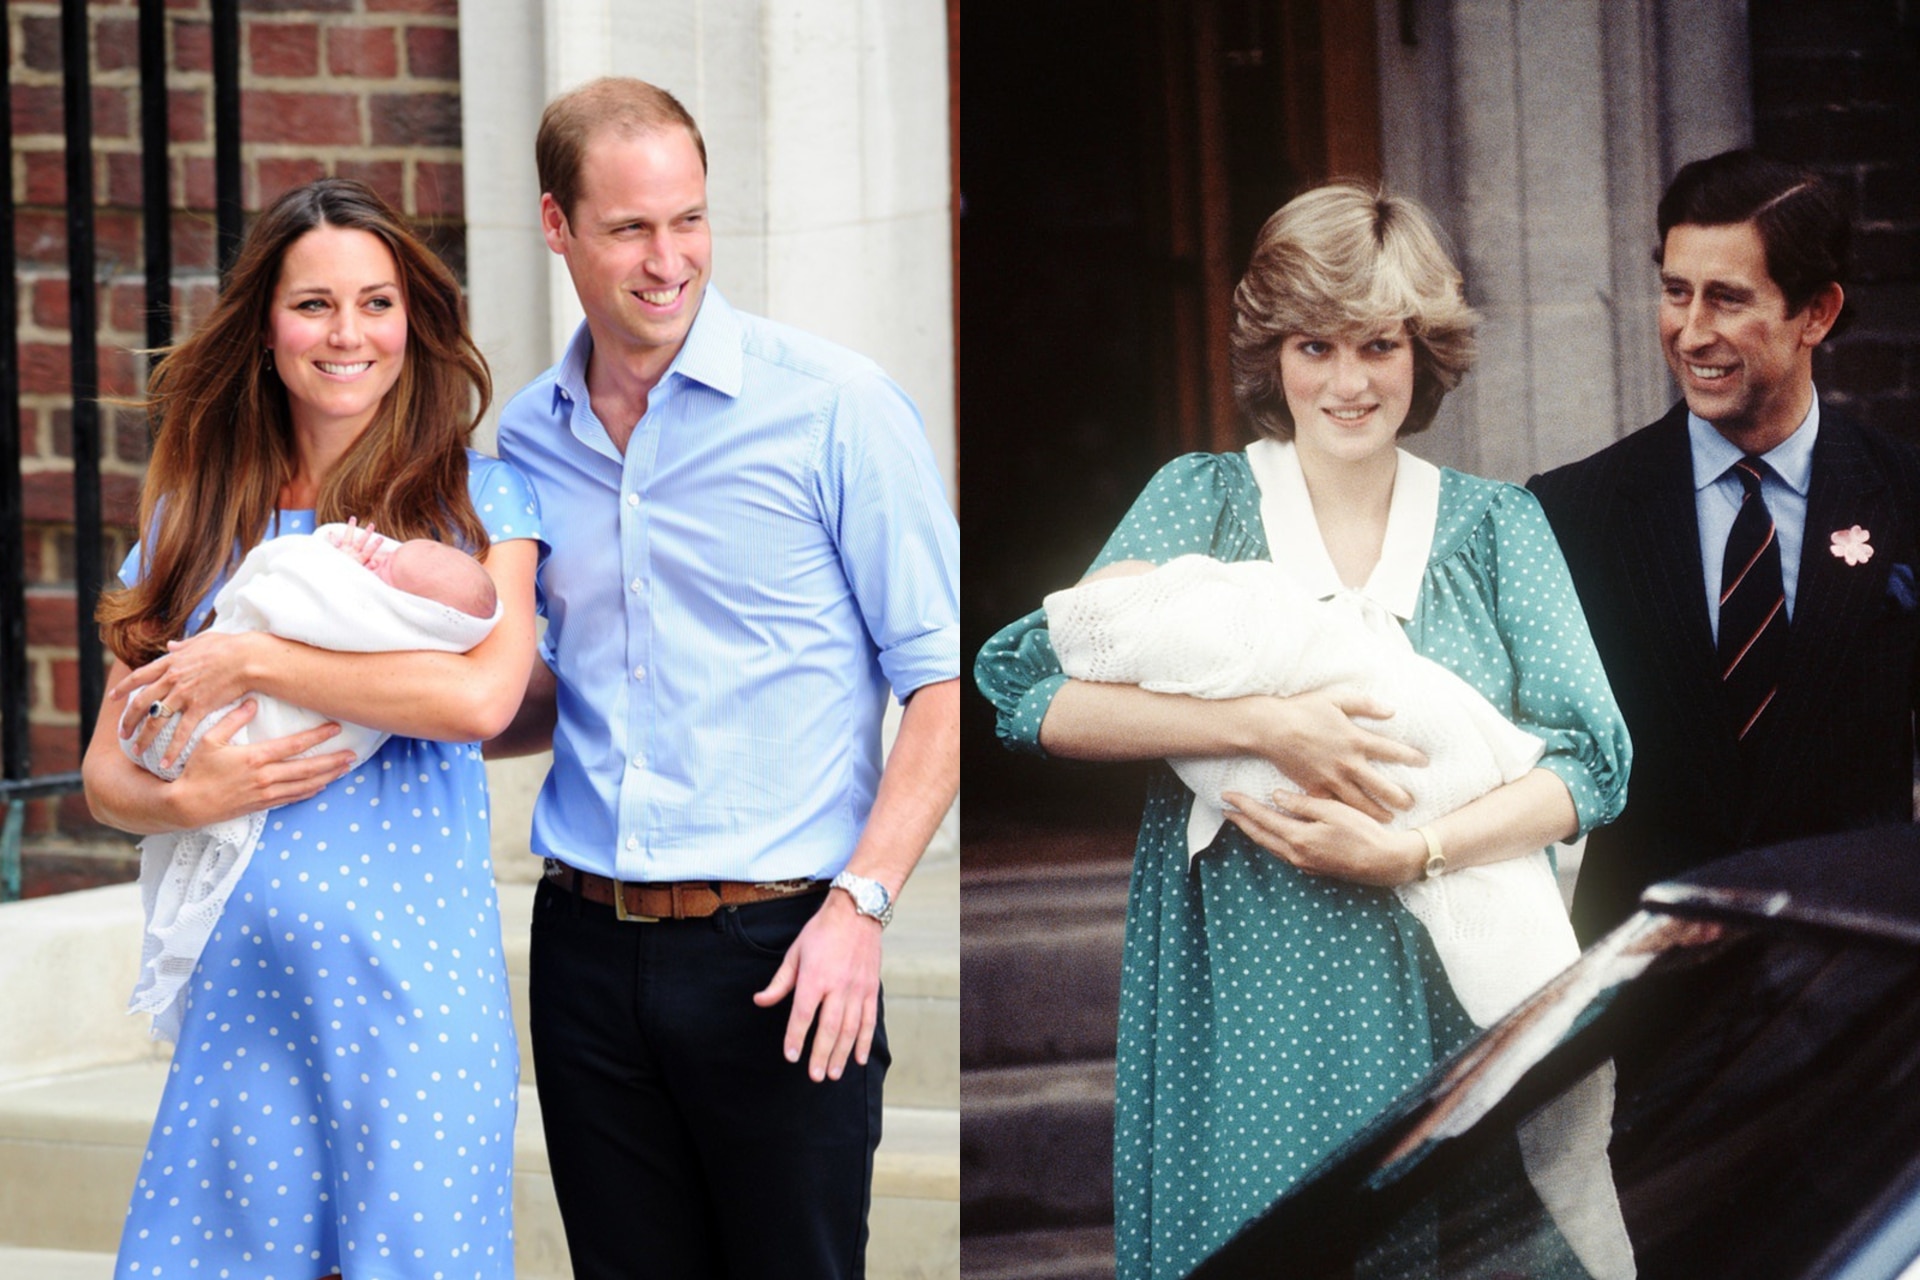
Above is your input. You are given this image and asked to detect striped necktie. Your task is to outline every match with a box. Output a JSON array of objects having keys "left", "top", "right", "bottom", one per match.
[{"left": 1718, "top": 456, "right": 1788, "bottom": 743}]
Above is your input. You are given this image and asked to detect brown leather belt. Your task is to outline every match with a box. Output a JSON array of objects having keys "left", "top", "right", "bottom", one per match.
[{"left": 543, "top": 858, "right": 824, "bottom": 922}]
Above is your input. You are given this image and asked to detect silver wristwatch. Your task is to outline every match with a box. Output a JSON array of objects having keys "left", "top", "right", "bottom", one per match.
[{"left": 831, "top": 871, "right": 894, "bottom": 928}]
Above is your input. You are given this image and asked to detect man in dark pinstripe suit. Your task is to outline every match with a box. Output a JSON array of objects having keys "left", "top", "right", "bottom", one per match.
[{"left": 1530, "top": 149, "right": 1920, "bottom": 944}]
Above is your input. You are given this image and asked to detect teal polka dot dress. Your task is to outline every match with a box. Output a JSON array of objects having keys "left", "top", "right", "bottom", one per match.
[
  {"left": 114, "top": 454, "right": 542, "bottom": 1280},
  {"left": 974, "top": 451, "right": 1631, "bottom": 1280}
]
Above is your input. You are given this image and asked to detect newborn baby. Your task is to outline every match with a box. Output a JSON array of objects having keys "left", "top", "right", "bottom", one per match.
[
  {"left": 1045, "top": 553, "right": 1577, "bottom": 1028},
  {"left": 124, "top": 522, "right": 500, "bottom": 1040},
  {"left": 127, "top": 522, "right": 497, "bottom": 780},
  {"left": 346, "top": 525, "right": 499, "bottom": 622}
]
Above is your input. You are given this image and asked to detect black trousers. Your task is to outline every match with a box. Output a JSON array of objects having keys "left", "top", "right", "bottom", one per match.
[{"left": 528, "top": 877, "right": 888, "bottom": 1280}]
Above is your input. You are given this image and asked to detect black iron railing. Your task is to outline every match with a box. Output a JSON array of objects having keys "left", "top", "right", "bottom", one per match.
[{"left": 0, "top": 0, "right": 242, "bottom": 900}]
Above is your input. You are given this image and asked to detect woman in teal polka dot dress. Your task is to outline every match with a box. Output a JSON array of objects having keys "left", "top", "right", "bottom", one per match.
[
  {"left": 82, "top": 180, "right": 541, "bottom": 1280},
  {"left": 975, "top": 184, "right": 1632, "bottom": 1278}
]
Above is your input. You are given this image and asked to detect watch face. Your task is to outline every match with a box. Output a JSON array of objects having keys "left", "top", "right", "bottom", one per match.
[{"left": 836, "top": 873, "right": 886, "bottom": 916}]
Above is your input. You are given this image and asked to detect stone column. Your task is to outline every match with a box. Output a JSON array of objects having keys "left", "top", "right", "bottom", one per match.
[{"left": 1372, "top": 0, "right": 1750, "bottom": 481}]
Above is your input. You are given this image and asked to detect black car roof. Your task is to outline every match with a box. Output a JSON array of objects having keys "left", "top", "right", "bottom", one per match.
[{"left": 1643, "top": 823, "right": 1920, "bottom": 946}]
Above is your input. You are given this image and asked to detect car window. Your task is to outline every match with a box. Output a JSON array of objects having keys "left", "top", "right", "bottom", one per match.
[{"left": 1192, "top": 913, "right": 1920, "bottom": 1280}]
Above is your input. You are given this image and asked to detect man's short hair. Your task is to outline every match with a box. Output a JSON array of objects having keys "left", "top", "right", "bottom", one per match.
[
  {"left": 537, "top": 77, "right": 707, "bottom": 225},
  {"left": 1230, "top": 182, "right": 1478, "bottom": 440},
  {"left": 1656, "top": 149, "right": 1853, "bottom": 330}
]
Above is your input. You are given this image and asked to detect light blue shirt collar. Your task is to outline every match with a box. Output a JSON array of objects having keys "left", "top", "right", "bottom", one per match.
[
  {"left": 1689, "top": 390, "right": 1820, "bottom": 638},
  {"left": 549, "top": 286, "right": 747, "bottom": 423},
  {"left": 1688, "top": 393, "right": 1819, "bottom": 494}
]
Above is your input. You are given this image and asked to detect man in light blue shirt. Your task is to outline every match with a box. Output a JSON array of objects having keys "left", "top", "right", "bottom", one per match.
[{"left": 491, "top": 77, "right": 959, "bottom": 1280}]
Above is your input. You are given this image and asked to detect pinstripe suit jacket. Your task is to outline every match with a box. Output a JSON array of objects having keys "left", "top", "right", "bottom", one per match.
[{"left": 1530, "top": 402, "right": 1920, "bottom": 944}]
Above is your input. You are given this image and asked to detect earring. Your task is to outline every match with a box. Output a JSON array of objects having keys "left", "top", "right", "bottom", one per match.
[{"left": 263, "top": 348, "right": 277, "bottom": 378}]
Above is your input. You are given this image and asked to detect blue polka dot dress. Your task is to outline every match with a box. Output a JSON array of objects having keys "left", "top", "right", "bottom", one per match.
[
  {"left": 114, "top": 454, "right": 542, "bottom": 1280},
  {"left": 974, "top": 451, "right": 1631, "bottom": 1280}
]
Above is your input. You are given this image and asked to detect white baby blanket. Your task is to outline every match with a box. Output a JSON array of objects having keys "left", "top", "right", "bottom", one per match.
[
  {"left": 1045, "top": 552, "right": 1574, "bottom": 1026},
  {"left": 124, "top": 525, "right": 500, "bottom": 1041}
]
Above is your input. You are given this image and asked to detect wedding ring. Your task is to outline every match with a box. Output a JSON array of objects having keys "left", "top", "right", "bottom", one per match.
[{"left": 147, "top": 701, "right": 171, "bottom": 720}]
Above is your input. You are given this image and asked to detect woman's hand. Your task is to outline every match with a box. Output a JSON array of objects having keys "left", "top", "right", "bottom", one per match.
[
  {"left": 1222, "top": 789, "right": 1426, "bottom": 887},
  {"left": 164, "top": 701, "right": 357, "bottom": 828},
  {"left": 114, "top": 632, "right": 267, "bottom": 770},
  {"left": 84, "top": 658, "right": 357, "bottom": 837},
  {"left": 1039, "top": 682, "right": 1425, "bottom": 824},
  {"left": 1241, "top": 691, "right": 1426, "bottom": 821}
]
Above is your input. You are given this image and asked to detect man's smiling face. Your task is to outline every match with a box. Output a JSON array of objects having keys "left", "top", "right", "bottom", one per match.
[
  {"left": 542, "top": 124, "right": 712, "bottom": 382},
  {"left": 1658, "top": 219, "right": 1836, "bottom": 452}
]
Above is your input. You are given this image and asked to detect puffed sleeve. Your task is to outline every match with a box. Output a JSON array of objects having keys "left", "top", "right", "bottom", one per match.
[
  {"left": 1485, "top": 485, "right": 1633, "bottom": 835},
  {"left": 466, "top": 453, "right": 545, "bottom": 549},
  {"left": 973, "top": 452, "right": 1262, "bottom": 756}
]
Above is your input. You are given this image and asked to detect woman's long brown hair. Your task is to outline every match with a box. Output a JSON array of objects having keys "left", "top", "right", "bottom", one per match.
[{"left": 99, "top": 179, "right": 493, "bottom": 666}]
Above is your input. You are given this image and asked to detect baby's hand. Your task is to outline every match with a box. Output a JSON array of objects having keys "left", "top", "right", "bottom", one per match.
[{"left": 327, "top": 518, "right": 393, "bottom": 573}]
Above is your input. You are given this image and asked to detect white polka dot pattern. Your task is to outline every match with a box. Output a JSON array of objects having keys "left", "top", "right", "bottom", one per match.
[
  {"left": 114, "top": 456, "right": 542, "bottom": 1280},
  {"left": 974, "top": 451, "right": 1631, "bottom": 1280}
]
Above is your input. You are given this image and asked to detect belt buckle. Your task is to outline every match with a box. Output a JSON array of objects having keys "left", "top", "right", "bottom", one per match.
[{"left": 612, "top": 880, "right": 660, "bottom": 924}]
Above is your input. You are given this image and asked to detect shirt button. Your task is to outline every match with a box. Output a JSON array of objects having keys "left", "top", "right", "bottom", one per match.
[
  {"left": 629, "top": 578, "right": 643, "bottom": 593},
  {"left": 633, "top": 665, "right": 646, "bottom": 680},
  {"left": 632, "top": 754, "right": 646, "bottom": 770},
  {"left": 626, "top": 836, "right": 639, "bottom": 851},
  {"left": 625, "top": 493, "right": 640, "bottom": 507}
]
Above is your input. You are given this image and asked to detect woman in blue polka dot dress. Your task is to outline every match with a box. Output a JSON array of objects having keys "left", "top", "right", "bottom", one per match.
[
  {"left": 82, "top": 179, "right": 542, "bottom": 1280},
  {"left": 976, "top": 184, "right": 1632, "bottom": 1279}
]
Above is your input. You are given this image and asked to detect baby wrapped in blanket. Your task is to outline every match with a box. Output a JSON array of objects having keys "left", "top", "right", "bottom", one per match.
[
  {"left": 1045, "top": 553, "right": 1580, "bottom": 1028},
  {"left": 122, "top": 523, "right": 500, "bottom": 1041}
]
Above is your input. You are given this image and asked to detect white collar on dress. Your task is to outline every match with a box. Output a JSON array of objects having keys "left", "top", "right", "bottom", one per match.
[
  {"left": 1245, "top": 437, "right": 1439, "bottom": 621},
  {"left": 1180, "top": 440, "right": 1439, "bottom": 862}
]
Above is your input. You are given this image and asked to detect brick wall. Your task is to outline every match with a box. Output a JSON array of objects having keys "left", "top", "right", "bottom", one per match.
[
  {"left": 6, "top": 0, "right": 465, "bottom": 895},
  {"left": 1750, "top": 1, "right": 1920, "bottom": 442}
]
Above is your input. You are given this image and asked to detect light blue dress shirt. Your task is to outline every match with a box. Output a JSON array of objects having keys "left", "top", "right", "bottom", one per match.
[
  {"left": 497, "top": 289, "right": 961, "bottom": 883},
  {"left": 1690, "top": 393, "right": 1818, "bottom": 644}
]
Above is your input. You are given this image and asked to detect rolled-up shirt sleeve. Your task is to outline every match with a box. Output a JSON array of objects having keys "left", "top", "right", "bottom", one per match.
[{"left": 814, "top": 370, "right": 961, "bottom": 701}]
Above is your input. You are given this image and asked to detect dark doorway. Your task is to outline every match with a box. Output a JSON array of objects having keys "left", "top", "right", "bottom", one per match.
[{"left": 960, "top": 0, "right": 1384, "bottom": 869}]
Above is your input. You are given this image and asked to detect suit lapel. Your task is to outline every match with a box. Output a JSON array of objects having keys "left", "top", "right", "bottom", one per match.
[
  {"left": 1614, "top": 407, "right": 1744, "bottom": 823},
  {"left": 1746, "top": 415, "right": 1895, "bottom": 826}
]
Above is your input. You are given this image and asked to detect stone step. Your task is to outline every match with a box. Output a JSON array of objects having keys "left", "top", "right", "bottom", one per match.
[
  {"left": 0, "top": 883, "right": 168, "bottom": 1090},
  {"left": 962, "top": 1225, "right": 1115, "bottom": 1280},
  {"left": 0, "top": 1059, "right": 957, "bottom": 1280},
  {"left": 0, "top": 1246, "right": 116, "bottom": 1280},
  {"left": 498, "top": 848, "right": 959, "bottom": 1109},
  {"left": 961, "top": 859, "right": 1128, "bottom": 1071},
  {"left": 961, "top": 1059, "right": 1115, "bottom": 1235}
]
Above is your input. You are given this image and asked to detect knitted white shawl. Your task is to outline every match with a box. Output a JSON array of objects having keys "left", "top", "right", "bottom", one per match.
[{"left": 1046, "top": 444, "right": 1576, "bottom": 1027}]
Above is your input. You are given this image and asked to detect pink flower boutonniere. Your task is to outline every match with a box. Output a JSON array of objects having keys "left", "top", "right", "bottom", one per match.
[{"left": 1831, "top": 525, "right": 1875, "bottom": 566}]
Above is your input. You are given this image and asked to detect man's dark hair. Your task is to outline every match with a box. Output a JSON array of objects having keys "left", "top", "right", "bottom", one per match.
[{"left": 1656, "top": 149, "right": 1853, "bottom": 334}]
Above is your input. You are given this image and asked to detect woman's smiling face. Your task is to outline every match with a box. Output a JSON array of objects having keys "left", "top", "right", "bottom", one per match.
[
  {"left": 1278, "top": 321, "right": 1416, "bottom": 466},
  {"left": 266, "top": 224, "right": 409, "bottom": 442}
]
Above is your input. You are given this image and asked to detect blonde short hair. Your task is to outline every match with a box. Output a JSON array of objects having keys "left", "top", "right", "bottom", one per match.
[{"left": 1230, "top": 183, "right": 1478, "bottom": 440}]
